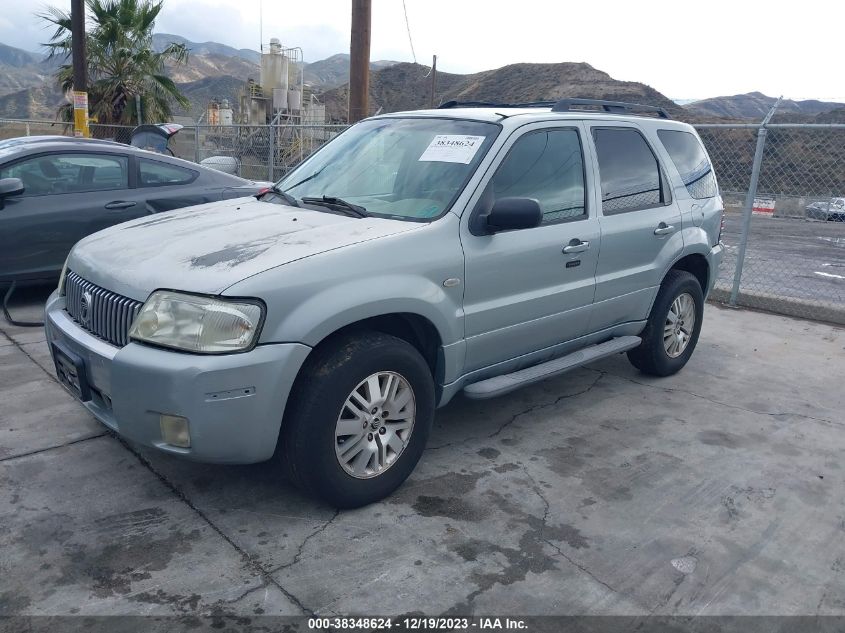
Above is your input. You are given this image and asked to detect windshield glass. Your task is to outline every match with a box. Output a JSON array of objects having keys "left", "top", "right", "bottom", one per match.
[{"left": 276, "top": 117, "right": 499, "bottom": 220}]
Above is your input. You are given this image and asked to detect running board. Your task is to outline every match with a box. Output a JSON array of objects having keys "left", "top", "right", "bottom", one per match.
[{"left": 462, "top": 336, "right": 642, "bottom": 400}]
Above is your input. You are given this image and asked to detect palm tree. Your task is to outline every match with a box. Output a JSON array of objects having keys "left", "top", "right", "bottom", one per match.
[{"left": 40, "top": 0, "right": 189, "bottom": 125}]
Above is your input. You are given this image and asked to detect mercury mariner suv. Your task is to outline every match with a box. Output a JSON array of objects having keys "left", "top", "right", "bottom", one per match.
[{"left": 45, "top": 99, "right": 724, "bottom": 507}]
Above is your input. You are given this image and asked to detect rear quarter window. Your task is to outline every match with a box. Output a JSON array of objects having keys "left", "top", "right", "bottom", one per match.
[
  {"left": 657, "top": 129, "right": 718, "bottom": 199},
  {"left": 139, "top": 159, "right": 197, "bottom": 187}
]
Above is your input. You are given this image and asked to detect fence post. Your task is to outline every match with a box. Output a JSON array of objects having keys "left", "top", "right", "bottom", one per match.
[
  {"left": 194, "top": 125, "right": 200, "bottom": 164},
  {"left": 729, "top": 98, "right": 781, "bottom": 306},
  {"left": 268, "top": 122, "right": 275, "bottom": 182}
]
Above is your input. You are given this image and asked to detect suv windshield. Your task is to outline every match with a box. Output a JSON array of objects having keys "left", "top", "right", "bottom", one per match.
[{"left": 276, "top": 117, "right": 499, "bottom": 220}]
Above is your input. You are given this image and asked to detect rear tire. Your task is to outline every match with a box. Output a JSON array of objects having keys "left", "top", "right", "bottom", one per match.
[
  {"left": 279, "top": 331, "right": 435, "bottom": 508},
  {"left": 627, "top": 269, "right": 704, "bottom": 377}
]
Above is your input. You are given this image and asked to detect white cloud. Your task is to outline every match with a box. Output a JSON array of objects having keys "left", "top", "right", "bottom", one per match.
[{"left": 2, "top": 0, "right": 844, "bottom": 101}]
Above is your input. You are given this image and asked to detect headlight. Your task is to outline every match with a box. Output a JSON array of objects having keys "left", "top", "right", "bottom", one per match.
[
  {"left": 58, "top": 258, "right": 69, "bottom": 296},
  {"left": 129, "top": 291, "right": 264, "bottom": 353}
]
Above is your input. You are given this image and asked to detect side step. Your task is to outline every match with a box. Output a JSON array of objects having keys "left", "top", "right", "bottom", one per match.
[{"left": 462, "top": 336, "right": 641, "bottom": 400}]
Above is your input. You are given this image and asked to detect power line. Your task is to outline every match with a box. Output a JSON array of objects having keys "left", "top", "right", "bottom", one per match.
[{"left": 401, "top": 0, "right": 417, "bottom": 64}]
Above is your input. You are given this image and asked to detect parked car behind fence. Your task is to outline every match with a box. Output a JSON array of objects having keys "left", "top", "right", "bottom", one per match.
[{"left": 806, "top": 197, "right": 845, "bottom": 221}]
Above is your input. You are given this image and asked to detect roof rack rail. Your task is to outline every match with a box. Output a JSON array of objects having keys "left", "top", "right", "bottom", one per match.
[
  {"left": 437, "top": 100, "right": 556, "bottom": 109},
  {"left": 436, "top": 98, "right": 671, "bottom": 119},
  {"left": 550, "top": 98, "right": 670, "bottom": 119}
]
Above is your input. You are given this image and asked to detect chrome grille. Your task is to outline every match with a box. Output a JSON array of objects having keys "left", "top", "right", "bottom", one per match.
[{"left": 64, "top": 271, "right": 143, "bottom": 347}]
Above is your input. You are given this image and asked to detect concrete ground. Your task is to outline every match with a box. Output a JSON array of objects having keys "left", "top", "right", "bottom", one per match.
[{"left": 1, "top": 285, "right": 844, "bottom": 618}]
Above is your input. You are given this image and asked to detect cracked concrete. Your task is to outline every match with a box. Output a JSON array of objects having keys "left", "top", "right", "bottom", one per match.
[{"left": 1, "top": 286, "right": 844, "bottom": 618}]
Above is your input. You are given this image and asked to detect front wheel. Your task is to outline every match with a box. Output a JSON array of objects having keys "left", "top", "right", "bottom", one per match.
[
  {"left": 627, "top": 270, "right": 704, "bottom": 377},
  {"left": 279, "top": 331, "right": 435, "bottom": 508}
]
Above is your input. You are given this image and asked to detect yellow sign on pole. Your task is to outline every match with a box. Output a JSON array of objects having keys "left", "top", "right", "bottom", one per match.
[{"left": 72, "top": 90, "right": 89, "bottom": 138}]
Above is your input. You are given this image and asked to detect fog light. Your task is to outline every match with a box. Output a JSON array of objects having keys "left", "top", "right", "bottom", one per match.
[{"left": 160, "top": 414, "right": 191, "bottom": 448}]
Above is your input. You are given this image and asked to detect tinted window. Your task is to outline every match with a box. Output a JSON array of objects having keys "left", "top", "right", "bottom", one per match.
[
  {"left": 139, "top": 159, "right": 197, "bottom": 186},
  {"left": 491, "top": 129, "right": 586, "bottom": 224},
  {"left": 593, "top": 128, "right": 667, "bottom": 214},
  {"left": 658, "top": 130, "right": 717, "bottom": 199},
  {"left": 1, "top": 153, "right": 128, "bottom": 196}
]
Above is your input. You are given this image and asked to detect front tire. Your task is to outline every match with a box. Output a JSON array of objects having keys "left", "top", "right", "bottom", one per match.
[
  {"left": 627, "top": 270, "right": 704, "bottom": 377},
  {"left": 279, "top": 331, "right": 435, "bottom": 508}
]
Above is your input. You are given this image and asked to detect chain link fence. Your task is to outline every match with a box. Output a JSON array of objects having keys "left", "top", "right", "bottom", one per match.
[
  {"left": 0, "top": 117, "right": 842, "bottom": 324},
  {"left": 0, "top": 119, "right": 346, "bottom": 183},
  {"left": 699, "top": 123, "right": 845, "bottom": 324}
]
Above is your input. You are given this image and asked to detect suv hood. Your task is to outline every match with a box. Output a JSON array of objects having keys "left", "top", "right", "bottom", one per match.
[{"left": 69, "top": 198, "right": 422, "bottom": 300}]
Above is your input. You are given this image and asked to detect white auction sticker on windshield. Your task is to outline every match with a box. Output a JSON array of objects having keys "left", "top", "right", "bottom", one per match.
[{"left": 418, "top": 135, "right": 485, "bottom": 164}]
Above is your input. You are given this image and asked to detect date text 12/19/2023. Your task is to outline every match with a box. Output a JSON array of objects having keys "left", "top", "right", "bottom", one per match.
[{"left": 307, "top": 617, "right": 529, "bottom": 630}]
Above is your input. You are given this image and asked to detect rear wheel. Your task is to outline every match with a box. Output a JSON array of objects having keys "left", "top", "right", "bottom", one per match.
[
  {"left": 280, "top": 331, "right": 435, "bottom": 508},
  {"left": 627, "top": 270, "right": 704, "bottom": 377}
]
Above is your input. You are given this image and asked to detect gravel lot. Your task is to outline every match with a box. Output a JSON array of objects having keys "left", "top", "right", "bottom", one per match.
[{"left": 1, "top": 286, "right": 843, "bottom": 622}]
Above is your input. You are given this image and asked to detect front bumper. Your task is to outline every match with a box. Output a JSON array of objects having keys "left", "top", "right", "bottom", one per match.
[{"left": 45, "top": 291, "right": 311, "bottom": 464}]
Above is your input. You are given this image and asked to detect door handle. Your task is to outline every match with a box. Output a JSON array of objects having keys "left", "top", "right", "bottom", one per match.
[
  {"left": 654, "top": 222, "right": 675, "bottom": 236},
  {"left": 562, "top": 239, "right": 590, "bottom": 254},
  {"left": 105, "top": 201, "right": 137, "bottom": 210}
]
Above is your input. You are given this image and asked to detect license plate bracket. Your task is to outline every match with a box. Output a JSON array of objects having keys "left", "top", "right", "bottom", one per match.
[{"left": 52, "top": 342, "right": 91, "bottom": 402}]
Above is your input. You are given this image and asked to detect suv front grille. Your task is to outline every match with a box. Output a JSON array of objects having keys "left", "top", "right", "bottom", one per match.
[{"left": 65, "top": 271, "right": 144, "bottom": 347}]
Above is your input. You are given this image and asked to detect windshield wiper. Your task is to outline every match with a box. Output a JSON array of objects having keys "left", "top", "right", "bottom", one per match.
[
  {"left": 301, "top": 196, "right": 368, "bottom": 218},
  {"left": 261, "top": 185, "right": 300, "bottom": 207}
]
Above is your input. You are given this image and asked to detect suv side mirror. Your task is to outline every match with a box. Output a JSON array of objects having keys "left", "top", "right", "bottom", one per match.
[
  {"left": 0, "top": 178, "right": 24, "bottom": 209},
  {"left": 486, "top": 197, "right": 542, "bottom": 233}
]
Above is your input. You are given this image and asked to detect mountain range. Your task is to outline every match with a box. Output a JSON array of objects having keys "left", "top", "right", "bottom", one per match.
[
  {"left": 318, "top": 61, "right": 685, "bottom": 122},
  {"left": 683, "top": 91, "right": 845, "bottom": 120},
  {"left": 0, "top": 35, "right": 842, "bottom": 124}
]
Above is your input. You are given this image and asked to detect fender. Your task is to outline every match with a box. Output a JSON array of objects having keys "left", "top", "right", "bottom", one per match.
[
  {"left": 644, "top": 229, "right": 713, "bottom": 316},
  {"left": 222, "top": 215, "right": 467, "bottom": 369},
  {"left": 272, "top": 273, "right": 461, "bottom": 349}
]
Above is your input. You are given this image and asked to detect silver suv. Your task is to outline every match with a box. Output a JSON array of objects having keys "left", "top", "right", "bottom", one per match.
[{"left": 45, "top": 99, "right": 724, "bottom": 507}]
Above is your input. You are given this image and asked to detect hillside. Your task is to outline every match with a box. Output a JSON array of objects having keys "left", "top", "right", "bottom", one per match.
[
  {"left": 320, "top": 61, "right": 684, "bottom": 122},
  {"left": 165, "top": 53, "right": 258, "bottom": 84},
  {"left": 0, "top": 83, "right": 64, "bottom": 119},
  {"left": 0, "top": 43, "right": 41, "bottom": 67},
  {"left": 152, "top": 33, "right": 260, "bottom": 64},
  {"left": 174, "top": 75, "right": 247, "bottom": 118},
  {"left": 0, "top": 43, "right": 60, "bottom": 97},
  {"left": 0, "top": 30, "right": 400, "bottom": 122},
  {"left": 154, "top": 36, "right": 398, "bottom": 90},
  {"left": 304, "top": 53, "right": 399, "bottom": 89},
  {"left": 814, "top": 107, "right": 845, "bottom": 124},
  {"left": 684, "top": 91, "right": 844, "bottom": 120}
]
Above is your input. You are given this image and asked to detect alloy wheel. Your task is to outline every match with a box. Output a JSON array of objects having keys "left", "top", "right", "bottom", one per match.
[
  {"left": 663, "top": 292, "right": 696, "bottom": 358},
  {"left": 334, "top": 371, "right": 416, "bottom": 479}
]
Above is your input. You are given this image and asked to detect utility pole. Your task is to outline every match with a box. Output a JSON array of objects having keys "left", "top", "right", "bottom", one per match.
[
  {"left": 70, "top": 0, "right": 89, "bottom": 137},
  {"left": 429, "top": 54, "right": 437, "bottom": 108},
  {"left": 348, "top": 0, "right": 371, "bottom": 123}
]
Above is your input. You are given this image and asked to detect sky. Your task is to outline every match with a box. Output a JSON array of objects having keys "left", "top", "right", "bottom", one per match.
[{"left": 3, "top": 0, "right": 843, "bottom": 102}]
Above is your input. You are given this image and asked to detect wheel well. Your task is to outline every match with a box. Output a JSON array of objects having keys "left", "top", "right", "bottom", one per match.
[
  {"left": 314, "top": 313, "right": 442, "bottom": 378},
  {"left": 670, "top": 254, "right": 709, "bottom": 292}
]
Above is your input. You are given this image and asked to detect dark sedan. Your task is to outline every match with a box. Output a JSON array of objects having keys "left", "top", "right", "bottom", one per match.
[{"left": 0, "top": 136, "right": 269, "bottom": 283}]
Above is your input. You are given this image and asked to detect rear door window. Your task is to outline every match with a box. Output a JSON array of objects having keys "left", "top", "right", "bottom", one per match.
[
  {"left": 657, "top": 129, "right": 717, "bottom": 199},
  {"left": 592, "top": 127, "right": 670, "bottom": 214}
]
